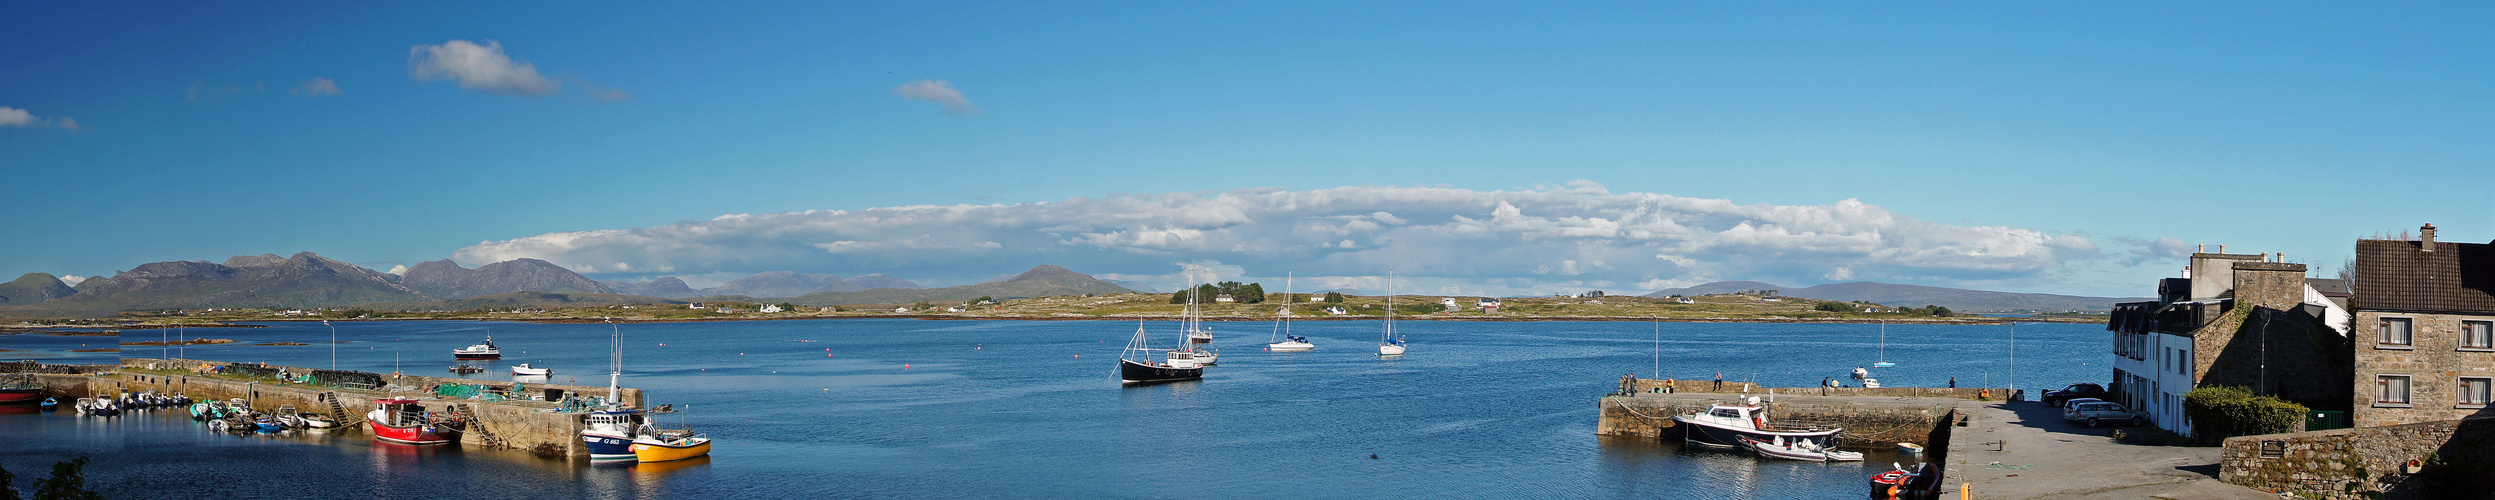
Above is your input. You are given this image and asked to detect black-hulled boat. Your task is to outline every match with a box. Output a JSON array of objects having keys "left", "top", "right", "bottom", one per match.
[
  {"left": 1118, "top": 323, "right": 1202, "bottom": 384},
  {"left": 453, "top": 336, "right": 501, "bottom": 360}
]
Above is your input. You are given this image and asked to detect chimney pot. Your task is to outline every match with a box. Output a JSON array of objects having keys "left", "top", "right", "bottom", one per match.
[{"left": 2219, "top": 244, "right": 2226, "bottom": 253}]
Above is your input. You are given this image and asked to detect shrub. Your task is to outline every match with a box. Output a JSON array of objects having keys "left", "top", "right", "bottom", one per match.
[{"left": 2183, "top": 386, "right": 2307, "bottom": 445}]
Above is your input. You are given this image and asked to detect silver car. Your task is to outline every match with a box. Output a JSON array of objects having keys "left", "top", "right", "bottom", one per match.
[{"left": 2062, "top": 401, "right": 2148, "bottom": 427}]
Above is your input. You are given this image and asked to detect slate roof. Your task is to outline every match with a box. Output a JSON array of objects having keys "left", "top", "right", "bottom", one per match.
[{"left": 2350, "top": 239, "right": 2495, "bottom": 313}]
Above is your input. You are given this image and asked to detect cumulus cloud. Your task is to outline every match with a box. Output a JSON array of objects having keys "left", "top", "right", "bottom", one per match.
[
  {"left": 409, "top": 40, "right": 563, "bottom": 97},
  {"left": 292, "top": 77, "right": 342, "bottom": 97},
  {"left": 2116, "top": 236, "right": 2196, "bottom": 266},
  {"left": 453, "top": 183, "right": 2104, "bottom": 296},
  {"left": 891, "top": 79, "right": 977, "bottom": 115},
  {"left": 0, "top": 106, "right": 80, "bottom": 130}
]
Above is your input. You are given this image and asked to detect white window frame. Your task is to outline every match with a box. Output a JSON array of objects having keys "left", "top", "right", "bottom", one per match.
[
  {"left": 2461, "top": 377, "right": 2492, "bottom": 409},
  {"left": 2375, "top": 374, "right": 2412, "bottom": 407},
  {"left": 2378, "top": 317, "right": 2414, "bottom": 349},
  {"left": 2462, "top": 320, "right": 2494, "bottom": 351}
]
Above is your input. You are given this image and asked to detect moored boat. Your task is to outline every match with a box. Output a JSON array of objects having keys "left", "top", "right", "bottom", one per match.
[
  {"left": 1267, "top": 273, "right": 1314, "bottom": 352},
  {"left": 1119, "top": 323, "right": 1203, "bottom": 384},
  {"left": 366, "top": 398, "right": 460, "bottom": 445},
  {"left": 1739, "top": 435, "right": 1864, "bottom": 462},
  {"left": 582, "top": 408, "right": 644, "bottom": 461},
  {"left": 1671, "top": 398, "right": 1844, "bottom": 449},
  {"left": 512, "top": 363, "right": 551, "bottom": 376},
  {"left": 453, "top": 336, "right": 501, "bottom": 360},
  {"left": 630, "top": 407, "right": 711, "bottom": 463},
  {"left": 1378, "top": 274, "right": 1407, "bottom": 356}
]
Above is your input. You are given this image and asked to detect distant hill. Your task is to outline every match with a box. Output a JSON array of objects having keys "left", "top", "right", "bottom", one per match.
[
  {"left": 701, "top": 271, "right": 857, "bottom": 298},
  {"left": 400, "top": 258, "right": 615, "bottom": 299},
  {"left": 361, "top": 291, "right": 682, "bottom": 311},
  {"left": 844, "top": 273, "right": 920, "bottom": 290},
  {"left": 790, "top": 265, "right": 1136, "bottom": 306},
  {"left": 603, "top": 277, "right": 701, "bottom": 299},
  {"left": 0, "top": 273, "right": 77, "bottom": 305},
  {"left": 4, "top": 252, "right": 432, "bottom": 316},
  {"left": 1646, "top": 280, "right": 2144, "bottom": 313}
]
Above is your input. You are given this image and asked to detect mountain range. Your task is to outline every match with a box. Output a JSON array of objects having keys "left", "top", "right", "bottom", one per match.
[
  {"left": 1645, "top": 281, "right": 2145, "bottom": 313},
  {"left": 0, "top": 251, "right": 1105, "bottom": 316},
  {"left": 788, "top": 265, "right": 1134, "bottom": 306}
]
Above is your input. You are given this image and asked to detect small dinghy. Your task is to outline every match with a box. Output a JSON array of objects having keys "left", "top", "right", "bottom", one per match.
[
  {"left": 300, "top": 413, "right": 337, "bottom": 429},
  {"left": 1739, "top": 435, "right": 1864, "bottom": 462}
]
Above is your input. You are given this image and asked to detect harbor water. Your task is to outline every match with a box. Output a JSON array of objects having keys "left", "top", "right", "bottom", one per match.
[{"left": 0, "top": 319, "right": 2106, "bottom": 498}]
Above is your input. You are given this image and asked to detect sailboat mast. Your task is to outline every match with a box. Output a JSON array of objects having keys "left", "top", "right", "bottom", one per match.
[{"left": 607, "top": 318, "right": 621, "bottom": 405}]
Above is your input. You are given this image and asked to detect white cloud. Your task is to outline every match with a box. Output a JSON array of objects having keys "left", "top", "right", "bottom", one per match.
[
  {"left": 292, "top": 78, "right": 342, "bottom": 97},
  {"left": 452, "top": 182, "right": 2106, "bottom": 295},
  {"left": 57, "top": 275, "right": 85, "bottom": 286},
  {"left": 891, "top": 79, "right": 977, "bottom": 115},
  {"left": 2115, "top": 236, "right": 2196, "bottom": 266},
  {"left": 386, "top": 265, "right": 408, "bottom": 276},
  {"left": 409, "top": 40, "right": 562, "bottom": 97},
  {"left": 0, "top": 106, "right": 79, "bottom": 131}
]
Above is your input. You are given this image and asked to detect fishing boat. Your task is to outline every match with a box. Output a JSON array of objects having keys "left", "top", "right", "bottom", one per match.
[
  {"left": 582, "top": 318, "right": 645, "bottom": 460},
  {"left": 1871, "top": 321, "right": 1896, "bottom": 368},
  {"left": 1670, "top": 397, "right": 1844, "bottom": 449},
  {"left": 630, "top": 406, "right": 711, "bottom": 462},
  {"left": 583, "top": 408, "right": 645, "bottom": 461},
  {"left": 366, "top": 398, "right": 460, "bottom": 445},
  {"left": 453, "top": 335, "right": 501, "bottom": 360},
  {"left": 0, "top": 374, "right": 43, "bottom": 405},
  {"left": 1378, "top": 275, "right": 1406, "bottom": 356},
  {"left": 1267, "top": 273, "right": 1313, "bottom": 352},
  {"left": 511, "top": 363, "right": 551, "bottom": 376},
  {"left": 1118, "top": 322, "right": 1203, "bottom": 384},
  {"left": 1738, "top": 435, "right": 1864, "bottom": 462}
]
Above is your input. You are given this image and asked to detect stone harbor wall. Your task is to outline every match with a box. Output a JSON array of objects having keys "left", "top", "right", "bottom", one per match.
[
  {"left": 2219, "top": 416, "right": 2495, "bottom": 499},
  {"left": 1621, "top": 378, "right": 2020, "bottom": 401}
]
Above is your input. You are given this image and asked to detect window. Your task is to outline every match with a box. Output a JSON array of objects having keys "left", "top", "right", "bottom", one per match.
[
  {"left": 2376, "top": 375, "right": 2412, "bottom": 406},
  {"left": 2464, "top": 321, "right": 2494, "bottom": 350},
  {"left": 2462, "top": 378, "right": 2492, "bottom": 408},
  {"left": 2378, "top": 317, "right": 2413, "bottom": 347}
]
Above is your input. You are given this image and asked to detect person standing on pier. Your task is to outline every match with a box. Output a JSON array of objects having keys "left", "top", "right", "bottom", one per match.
[
  {"left": 1948, "top": 377, "right": 1956, "bottom": 389},
  {"left": 1712, "top": 372, "right": 1723, "bottom": 392}
]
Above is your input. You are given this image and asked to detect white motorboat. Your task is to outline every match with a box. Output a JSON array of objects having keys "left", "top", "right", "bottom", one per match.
[
  {"left": 1671, "top": 397, "right": 1845, "bottom": 449},
  {"left": 1267, "top": 272, "right": 1313, "bottom": 352},
  {"left": 1739, "top": 435, "right": 1864, "bottom": 462},
  {"left": 453, "top": 335, "right": 501, "bottom": 360},
  {"left": 512, "top": 363, "right": 551, "bottom": 376}
]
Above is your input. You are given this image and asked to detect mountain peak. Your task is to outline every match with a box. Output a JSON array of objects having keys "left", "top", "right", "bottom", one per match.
[
  {"left": 399, "top": 257, "right": 613, "bottom": 299},
  {"left": 1006, "top": 265, "right": 1082, "bottom": 282},
  {"left": 0, "top": 273, "right": 77, "bottom": 305}
]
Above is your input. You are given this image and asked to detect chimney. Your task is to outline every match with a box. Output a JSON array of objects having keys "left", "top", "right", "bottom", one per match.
[
  {"left": 2219, "top": 245, "right": 2227, "bottom": 253},
  {"left": 2423, "top": 223, "right": 2438, "bottom": 253}
]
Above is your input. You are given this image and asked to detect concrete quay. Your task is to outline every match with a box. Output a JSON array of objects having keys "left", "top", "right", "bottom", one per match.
[
  {"left": 1944, "top": 401, "right": 2272, "bottom": 500},
  {"left": 103, "top": 358, "right": 650, "bottom": 458}
]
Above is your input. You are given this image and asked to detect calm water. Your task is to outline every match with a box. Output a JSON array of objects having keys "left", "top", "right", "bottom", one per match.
[
  {"left": 0, "top": 331, "right": 119, "bottom": 364},
  {"left": 2, "top": 319, "right": 2106, "bottom": 499}
]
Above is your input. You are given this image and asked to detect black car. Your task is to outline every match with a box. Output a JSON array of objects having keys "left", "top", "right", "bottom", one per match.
[{"left": 2041, "top": 383, "right": 2106, "bottom": 407}]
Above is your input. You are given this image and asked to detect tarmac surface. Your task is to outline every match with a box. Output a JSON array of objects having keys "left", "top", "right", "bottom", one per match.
[{"left": 1946, "top": 400, "right": 2277, "bottom": 499}]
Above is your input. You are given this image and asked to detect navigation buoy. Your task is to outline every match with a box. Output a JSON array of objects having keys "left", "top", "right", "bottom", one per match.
[
  {"left": 827, "top": 353, "right": 834, "bottom": 357},
  {"left": 903, "top": 364, "right": 910, "bottom": 370},
  {"left": 1073, "top": 355, "right": 1080, "bottom": 358}
]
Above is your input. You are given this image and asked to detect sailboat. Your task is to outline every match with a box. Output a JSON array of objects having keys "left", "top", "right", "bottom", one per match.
[
  {"left": 582, "top": 318, "right": 644, "bottom": 461},
  {"left": 1169, "top": 273, "right": 1217, "bottom": 364},
  {"left": 1267, "top": 272, "right": 1312, "bottom": 352},
  {"left": 1379, "top": 275, "right": 1406, "bottom": 356},
  {"left": 1119, "top": 321, "right": 1204, "bottom": 384},
  {"left": 1872, "top": 321, "right": 1896, "bottom": 368}
]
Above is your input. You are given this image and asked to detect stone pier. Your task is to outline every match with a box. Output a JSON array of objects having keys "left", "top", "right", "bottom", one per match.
[
  {"left": 109, "top": 358, "right": 650, "bottom": 458},
  {"left": 1597, "top": 389, "right": 1971, "bottom": 449}
]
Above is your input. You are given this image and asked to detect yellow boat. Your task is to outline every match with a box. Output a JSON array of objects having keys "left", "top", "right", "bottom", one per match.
[{"left": 630, "top": 432, "right": 712, "bottom": 462}]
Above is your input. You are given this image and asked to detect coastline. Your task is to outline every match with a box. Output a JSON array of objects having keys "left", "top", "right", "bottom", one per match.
[{"left": 232, "top": 313, "right": 2093, "bottom": 325}]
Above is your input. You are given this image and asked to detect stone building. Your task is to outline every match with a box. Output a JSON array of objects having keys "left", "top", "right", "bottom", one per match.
[
  {"left": 2107, "top": 248, "right": 2353, "bottom": 437},
  {"left": 2348, "top": 224, "right": 2495, "bottom": 428}
]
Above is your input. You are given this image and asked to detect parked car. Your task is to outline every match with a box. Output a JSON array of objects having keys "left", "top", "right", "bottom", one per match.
[
  {"left": 2042, "top": 383, "right": 2106, "bottom": 407},
  {"left": 2062, "top": 401, "right": 2148, "bottom": 427}
]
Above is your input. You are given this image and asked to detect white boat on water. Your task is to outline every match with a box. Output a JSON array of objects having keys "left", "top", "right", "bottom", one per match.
[
  {"left": 512, "top": 363, "right": 551, "bottom": 376},
  {"left": 1378, "top": 274, "right": 1406, "bottom": 356},
  {"left": 1671, "top": 397, "right": 1845, "bottom": 449},
  {"left": 1872, "top": 321, "right": 1896, "bottom": 368},
  {"left": 1739, "top": 435, "right": 1864, "bottom": 462},
  {"left": 1168, "top": 273, "right": 1219, "bottom": 364},
  {"left": 1267, "top": 272, "right": 1313, "bottom": 352}
]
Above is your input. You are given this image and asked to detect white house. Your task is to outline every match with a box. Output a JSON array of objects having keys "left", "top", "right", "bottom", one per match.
[
  {"left": 759, "top": 304, "right": 783, "bottom": 313},
  {"left": 1674, "top": 297, "right": 1695, "bottom": 304},
  {"left": 894, "top": 307, "right": 910, "bottom": 313},
  {"left": 1214, "top": 295, "right": 1235, "bottom": 303},
  {"left": 1325, "top": 306, "right": 1348, "bottom": 316},
  {"left": 1478, "top": 298, "right": 1502, "bottom": 309},
  {"left": 1440, "top": 298, "right": 1461, "bottom": 310}
]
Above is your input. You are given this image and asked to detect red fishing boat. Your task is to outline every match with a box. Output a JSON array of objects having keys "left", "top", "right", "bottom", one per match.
[
  {"left": 366, "top": 398, "right": 462, "bottom": 445},
  {"left": 0, "top": 375, "right": 43, "bottom": 405}
]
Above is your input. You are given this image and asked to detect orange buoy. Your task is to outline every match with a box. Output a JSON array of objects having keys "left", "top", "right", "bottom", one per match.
[
  {"left": 1073, "top": 355, "right": 1080, "bottom": 358},
  {"left": 903, "top": 364, "right": 910, "bottom": 370},
  {"left": 827, "top": 353, "right": 834, "bottom": 357}
]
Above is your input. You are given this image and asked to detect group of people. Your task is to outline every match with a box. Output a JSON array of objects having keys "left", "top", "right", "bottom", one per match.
[{"left": 1615, "top": 372, "right": 1712, "bottom": 395}]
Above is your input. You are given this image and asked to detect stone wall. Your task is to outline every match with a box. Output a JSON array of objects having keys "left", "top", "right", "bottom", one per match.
[
  {"left": 1622, "top": 378, "right": 2015, "bottom": 400},
  {"left": 2349, "top": 311, "right": 2495, "bottom": 428},
  {"left": 2219, "top": 416, "right": 2494, "bottom": 499},
  {"left": 111, "top": 358, "right": 660, "bottom": 458}
]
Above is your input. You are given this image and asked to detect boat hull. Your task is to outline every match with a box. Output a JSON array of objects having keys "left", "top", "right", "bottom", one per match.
[
  {"left": 584, "top": 432, "right": 637, "bottom": 460},
  {"left": 631, "top": 438, "right": 712, "bottom": 462},
  {"left": 370, "top": 421, "right": 459, "bottom": 445},
  {"left": 0, "top": 389, "right": 43, "bottom": 405},
  {"left": 453, "top": 352, "right": 500, "bottom": 360},
  {"left": 1675, "top": 416, "right": 1842, "bottom": 449},
  {"left": 1267, "top": 341, "right": 1313, "bottom": 352},
  {"left": 1378, "top": 344, "right": 1406, "bottom": 356},
  {"left": 1118, "top": 359, "right": 1202, "bottom": 384}
]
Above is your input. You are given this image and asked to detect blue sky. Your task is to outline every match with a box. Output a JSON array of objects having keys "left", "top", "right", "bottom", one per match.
[{"left": 5, "top": 2, "right": 2492, "bottom": 297}]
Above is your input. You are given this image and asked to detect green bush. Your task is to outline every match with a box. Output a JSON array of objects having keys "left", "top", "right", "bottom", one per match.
[{"left": 2183, "top": 386, "right": 2307, "bottom": 444}]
